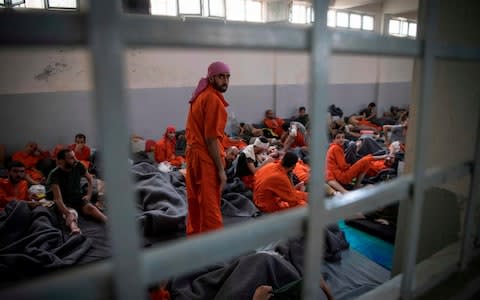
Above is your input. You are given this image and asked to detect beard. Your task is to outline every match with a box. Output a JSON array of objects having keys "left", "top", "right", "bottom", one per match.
[
  {"left": 212, "top": 82, "right": 228, "bottom": 93},
  {"left": 64, "top": 161, "right": 76, "bottom": 170}
]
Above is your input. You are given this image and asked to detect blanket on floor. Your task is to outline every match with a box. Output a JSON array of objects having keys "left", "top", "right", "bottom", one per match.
[{"left": 0, "top": 201, "right": 92, "bottom": 284}]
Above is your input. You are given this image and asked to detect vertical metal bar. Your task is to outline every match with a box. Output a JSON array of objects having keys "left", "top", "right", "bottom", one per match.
[
  {"left": 400, "top": 0, "right": 438, "bottom": 299},
  {"left": 88, "top": 1, "right": 144, "bottom": 300},
  {"left": 459, "top": 108, "right": 480, "bottom": 270},
  {"left": 303, "top": 0, "right": 331, "bottom": 299}
]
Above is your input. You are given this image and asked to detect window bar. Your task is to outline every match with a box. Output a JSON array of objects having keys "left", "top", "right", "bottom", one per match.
[
  {"left": 302, "top": 0, "right": 331, "bottom": 299},
  {"left": 459, "top": 108, "right": 480, "bottom": 270},
  {"left": 400, "top": 0, "right": 438, "bottom": 299},
  {"left": 89, "top": 1, "right": 144, "bottom": 299}
]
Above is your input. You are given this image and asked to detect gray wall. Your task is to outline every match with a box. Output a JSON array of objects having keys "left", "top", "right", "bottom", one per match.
[{"left": 0, "top": 81, "right": 410, "bottom": 153}]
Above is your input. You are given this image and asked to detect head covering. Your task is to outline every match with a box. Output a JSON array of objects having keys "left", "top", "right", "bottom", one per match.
[
  {"left": 253, "top": 137, "right": 269, "bottom": 150},
  {"left": 190, "top": 61, "right": 230, "bottom": 103},
  {"left": 29, "top": 185, "right": 46, "bottom": 200},
  {"left": 164, "top": 125, "right": 177, "bottom": 143}
]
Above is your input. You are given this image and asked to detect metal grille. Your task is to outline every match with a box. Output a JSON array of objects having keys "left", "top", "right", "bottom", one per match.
[{"left": 1, "top": 0, "right": 479, "bottom": 299}]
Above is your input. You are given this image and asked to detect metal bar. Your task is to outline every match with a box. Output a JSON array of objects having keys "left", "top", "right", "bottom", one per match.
[
  {"left": 0, "top": 261, "right": 110, "bottom": 299},
  {"left": 122, "top": 14, "right": 310, "bottom": 50},
  {"left": 433, "top": 43, "right": 480, "bottom": 61},
  {"left": 325, "top": 175, "right": 411, "bottom": 222},
  {"left": 303, "top": 0, "right": 331, "bottom": 299},
  {"left": 331, "top": 29, "right": 422, "bottom": 57},
  {"left": 0, "top": 11, "right": 422, "bottom": 57},
  {"left": 400, "top": 0, "right": 438, "bottom": 298},
  {"left": 459, "top": 109, "right": 480, "bottom": 270},
  {"left": 0, "top": 162, "right": 472, "bottom": 298},
  {"left": 423, "top": 161, "right": 472, "bottom": 187},
  {"left": 143, "top": 207, "right": 307, "bottom": 284},
  {"left": 88, "top": 1, "right": 144, "bottom": 300},
  {"left": 0, "top": 11, "right": 86, "bottom": 46}
]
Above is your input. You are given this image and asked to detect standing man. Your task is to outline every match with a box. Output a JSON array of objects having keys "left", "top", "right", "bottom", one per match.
[{"left": 185, "top": 61, "right": 231, "bottom": 234}]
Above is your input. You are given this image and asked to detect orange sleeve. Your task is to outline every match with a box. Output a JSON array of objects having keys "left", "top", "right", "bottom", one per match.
[
  {"left": 154, "top": 140, "right": 167, "bottom": 163},
  {"left": 266, "top": 172, "right": 300, "bottom": 206},
  {"left": 204, "top": 96, "right": 226, "bottom": 139},
  {"left": 332, "top": 145, "right": 350, "bottom": 171}
]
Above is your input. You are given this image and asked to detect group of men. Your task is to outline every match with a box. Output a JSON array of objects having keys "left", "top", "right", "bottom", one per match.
[{"left": 0, "top": 134, "right": 106, "bottom": 234}]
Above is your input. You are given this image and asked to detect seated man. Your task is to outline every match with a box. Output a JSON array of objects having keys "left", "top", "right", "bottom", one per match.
[
  {"left": 155, "top": 126, "right": 185, "bottom": 168},
  {"left": 281, "top": 121, "right": 308, "bottom": 151},
  {"left": 253, "top": 152, "right": 307, "bottom": 213},
  {"left": 12, "top": 142, "right": 51, "bottom": 185},
  {"left": 263, "top": 109, "right": 285, "bottom": 137},
  {"left": 293, "top": 106, "right": 310, "bottom": 127},
  {"left": 235, "top": 137, "right": 272, "bottom": 189},
  {"left": 70, "top": 133, "right": 92, "bottom": 169},
  {"left": 225, "top": 146, "right": 239, "bottom": 182},
  {"left": 47, "top": 149, "right": 107, "bottom": 234},
  {"left": 326, "top": 131, "right": 383, "bottom": 194},
  {"left": 0, "top": 161, "right": 39, "bottom": 210}
]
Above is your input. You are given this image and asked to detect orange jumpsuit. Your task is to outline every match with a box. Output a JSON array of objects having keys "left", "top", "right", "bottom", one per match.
[
  {"left": 366, "top": 160, "right": 387, "bottom": 177},
  {"left": 293, "top": 159, "right": 310, "bottom": 183},
  {"left": 70, "top": 144, "right": 91, "bottom": 169},
  {"left": 154, "top": 130, "right": 185, "bottom": 168},
  {"left": 254, "top": 162, "right": 307, "bottom": 213},
  {"left": 290, "top": 131, "right": 307, "bottom": 148},
  {"left": 325, "top": 143, "right": 373, "bottom": 185},
  {"left": 222, "top": 136, "right": 247, "bottom": 150},
  {"left": 0, "top": 178, "right": 29, "bottom": 210},
  {"left": 12, "top": 151, "right": 48, "bottom": 183},
  {"left": 264, "top": 117, "right": 285, "bottom": 137},
  {"left": 185, "top": 85, "right": 228, "bottom": 234}
]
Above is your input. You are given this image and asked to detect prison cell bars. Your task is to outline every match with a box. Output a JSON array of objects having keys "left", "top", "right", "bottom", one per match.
[{"left": 1, "top": 0, "right": 480, "bottom": 299}]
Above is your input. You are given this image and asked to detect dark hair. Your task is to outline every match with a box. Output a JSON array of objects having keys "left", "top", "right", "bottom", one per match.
[
  {"left": 57, "top": 148, "right": 72, "bottom": 160},
  {"left": 7, "top": 160, "right": 25, "bottom": 170},
  {"left": 75, "top": 133, "right": 86, "bottom": 141},
  {"left": 368, "top": 102, "right": 376, "bottom": 108},
  {"left": 281, "top": 121, "right": 291, "bottom": 132},
  {"left": 281, "top": 151, "right": 298, "bottom": 169},
  {"left": 265, "top": 109, "right": 273, "bottom": 116},
  {"left": 259, "top": 136, "right": 268, "bottom": 143},
  {"left": 334, "top": 130, "right": 345, "bottom": 138},
  {"left": 239, "top": 122, "right": 245, "bottom": 127},
  {"left": 299, "top": 106, "right": 306, "bottom": 112}
]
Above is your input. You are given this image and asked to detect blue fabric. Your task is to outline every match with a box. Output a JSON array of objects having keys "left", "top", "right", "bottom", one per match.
[{"left": 339, "top": 221, "right": 394, "bottom": 270}]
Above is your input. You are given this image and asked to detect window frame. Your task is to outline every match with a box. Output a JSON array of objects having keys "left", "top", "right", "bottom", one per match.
[
  {"left": 387, "top": 16, "right": 417, "bottom": 38},
  {"left": 177, "top": 0, "right": 203, "bottom": 16}
]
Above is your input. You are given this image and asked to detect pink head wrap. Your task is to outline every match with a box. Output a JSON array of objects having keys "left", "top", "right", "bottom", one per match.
[{"left": 190, "top": 61, "right": 230, "bottom": 103}]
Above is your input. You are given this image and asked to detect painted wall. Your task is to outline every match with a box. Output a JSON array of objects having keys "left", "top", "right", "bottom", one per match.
[{"left": 0, "top": 47, "right": 412, "bottom": 152}]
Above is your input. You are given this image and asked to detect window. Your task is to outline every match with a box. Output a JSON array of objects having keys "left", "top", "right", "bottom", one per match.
[
  {"left": 327, "top": 9, "right": 336, "bottom": 27},
  {"left": 408, "top": 22, "right": 417, "bottom": 37},
  {"left": 388, "top": 17, "right": 417, "bottom": 38},
  {"left": 336, "top": 11, "right": 349, "bottom": 27},
  {"left": 349, "top": 13, "right": 361, "bottom": 29},
  {"left": 151, "top": 0, "right": 177, "bottom": 16},
  {"left": 48, "top": 0, "right": 76, "bottom": 9},
  {"left": 208, "top": 0, "right": 225, "bottom": 17},
  {"left": 178, "top": 0, "right": 201, "bottom": 15},
  {"left": 362, "top": 15, "right": 374, "bottom": 31},
  {"left": 226, "top": 0, "right": 263, "bottom": 22}
]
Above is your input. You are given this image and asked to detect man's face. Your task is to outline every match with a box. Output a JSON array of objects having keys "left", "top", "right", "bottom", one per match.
[
  {"left": 334, "top": 133, "right": 345, "bottom": 145},
  {"left": 167, "top": 132, "right": 176, "bottom": 140},
  {"left": 210, "top": 73, "right": 230, "bottom": 93},
  {"left": 9, "top": 166, "right": 25, "bottom": 183},
  {"left": 299, "top": 109, "right": 306, "bottom": 117},
  {"left": 26, "top": 142, "right": 38, "bottom": 154},
  {"left": 75, "top": 137, "right": 86, "bottom": 148},
  {"left": 266, "top": 110, "right": 274, "bottom": 119},
  {"left": 226, "top": 147, "right": 239, "bottom": 161},
  {"left": 61, "top": 150, "right": 77, "bottom": 170}
]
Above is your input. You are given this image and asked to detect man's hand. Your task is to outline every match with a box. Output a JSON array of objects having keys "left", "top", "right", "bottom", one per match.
[
  {"left": 295, "top": 181, "right": 305, "bottom": 192},
  {"left": 252, "top": 285, "right": 273, "bottom": 300},
  {"left": 218, "top": 169, "right": 227, "bottom": 193},
  {"left": 82, "top": 195, "right": 91, "bottom": 202}
]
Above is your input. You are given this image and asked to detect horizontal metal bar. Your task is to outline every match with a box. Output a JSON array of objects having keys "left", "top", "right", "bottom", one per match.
[
  {"left": 142, "top": 206, "right": 307, "bottom": 284},
  {"left": 331, "top": 29, "right": 422, "bottom": 57},
  {"left": 434, "top": 43, "right": 480, "bottom": 61},
  {"left": 122, "top": 14, "right": 310, "bottom": 50},
  {"left": 325, "top": 175, "right": 412, "bottom": 222},
  {"left": 0, "top": 161, "right": 472, "bottom": 298},
  {"left": 0, "top": 10, "right": 86, "bottom": 46},
  {"left": 0, "top": 260, "right": 111, "bottom": 299},
  {"left": 0, "top": 11, "right": 421, "bottom": 58},
  {"left": 423, "top": 161, "right": 472, "bottom": 187}
]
